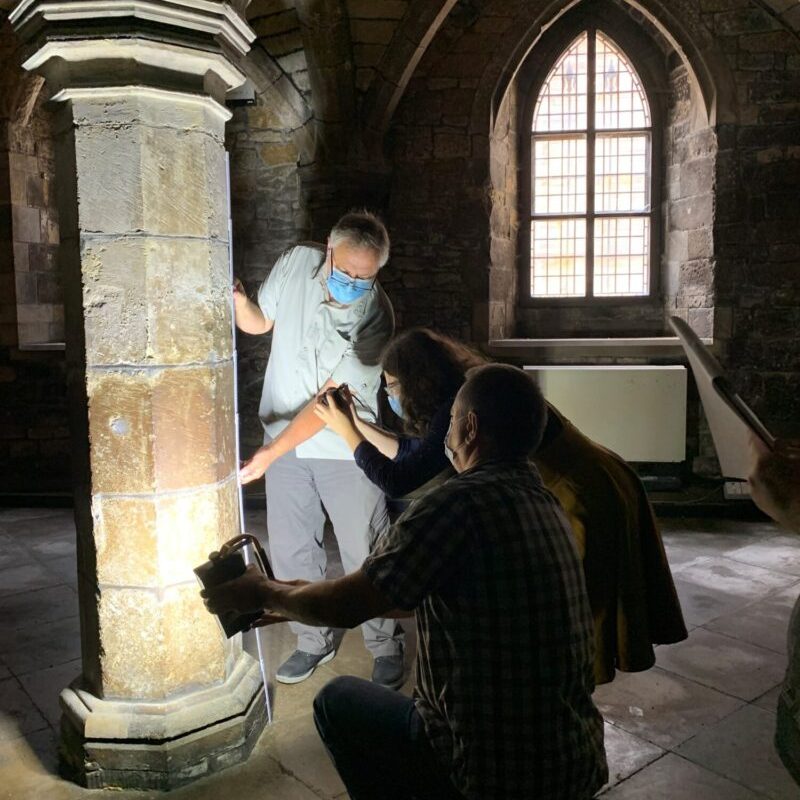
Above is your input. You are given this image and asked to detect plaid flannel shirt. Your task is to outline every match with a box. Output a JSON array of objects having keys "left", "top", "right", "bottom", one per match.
[{"left": 363, "top": 458, "right": 608, "bottom": 800}]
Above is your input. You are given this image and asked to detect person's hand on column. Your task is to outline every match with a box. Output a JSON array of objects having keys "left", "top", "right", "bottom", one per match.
[
  {"left": 240, "top": 444, "right": 277, "bottom": 484},
  {"left": 748, "top": 432, "right": 800, "bottom": 533},
  {"left": 233, "top": 277, "right": 247, "bottom": 309}
]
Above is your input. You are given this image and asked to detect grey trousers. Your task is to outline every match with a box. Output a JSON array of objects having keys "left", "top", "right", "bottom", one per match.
[{"left": 264, "top": 448, "right": 402, "bottom": 658}]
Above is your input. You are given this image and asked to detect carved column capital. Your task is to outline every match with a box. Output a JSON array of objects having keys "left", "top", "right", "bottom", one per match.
[{"left": 10, "top": 0, "right": 256, "bottom": 101}]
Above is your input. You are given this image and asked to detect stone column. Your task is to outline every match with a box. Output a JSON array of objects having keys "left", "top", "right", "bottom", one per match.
[{"left": 9, "top": 0, "right": 266, "bottom": 790}]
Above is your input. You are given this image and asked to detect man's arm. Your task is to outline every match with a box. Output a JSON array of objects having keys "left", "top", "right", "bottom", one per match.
[
  {"left": 233, "top": 279, "right": 273, "bottom": 335},
  {"left": 202, "top": 565, "right": 413, "bottom": 628},
  {"left": 240, "top": 378, "right": 338, "bottom": 483}
]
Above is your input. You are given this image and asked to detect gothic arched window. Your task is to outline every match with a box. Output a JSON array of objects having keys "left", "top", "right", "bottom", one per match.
[{"left": 527, "top": 29, "right": 656, "bottom": 300}]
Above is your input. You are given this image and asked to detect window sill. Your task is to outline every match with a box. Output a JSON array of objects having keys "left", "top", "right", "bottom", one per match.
[
  {"left": 487, "top": 336, "right": 713, "bottom": 362},
  {"left": 17, "top": 342, "right": 66, "bottom": 352}
]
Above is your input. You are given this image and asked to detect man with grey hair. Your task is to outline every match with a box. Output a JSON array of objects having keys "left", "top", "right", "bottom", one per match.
[{"left": 233, "top": 211, "right": 404, "bottom": 687}]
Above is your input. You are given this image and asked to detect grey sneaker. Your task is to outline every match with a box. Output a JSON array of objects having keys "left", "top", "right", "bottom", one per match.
[
  {"left": 372, "top": 653, "right": 405, "bottom": 689},
  {"left": 276, "top": 649, "right": 335, "bottom": 685}
]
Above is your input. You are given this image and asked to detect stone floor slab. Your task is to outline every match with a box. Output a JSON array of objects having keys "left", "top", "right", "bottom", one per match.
[
  {"left": 26, "top": 532, "right": 76, "bottom": 562},
  {"left": 0, "top": 509, "right": 794, "bottom": 799},
  {"left": 0, "top": 512, "right": 77, "bottom": 540},
  {"left": 673, "top": 577, "right": 753, "bottom": 627},
  {"left": 0, "top": 537, "right": 38, "bottom": 571},
  {"left": 676, "top": 704, "right": 797, "bottom": 800},
  {"left": 0, "top": 563, "right": 66, "bottom": 598},
  {"left": 259, "top": 718, "right": 346, "bottom": 798},
  {"left": 0, "top": 585, "right": 79, "bottom": 635},
  {"left": 18, "top": 659, "right": 81, "bottom": 728},
  {"left": 704, "top": 583, "right": 799, "bottom": 654},
  {"left": 753, "top": 684, "right": 783, "bottom": 713},
  {"left": 39, "top": 556, "right": 78, "bottom": 588},
  {"left": 661, "top": 521, "right": 777, "bottom": 554},
  {"left": 601, "top": 722, "right": 665, "bottom": 790},
  {"left": 599, "top": 753, "right": 765, "bottom": 799},
  {"left": 0, "top": 509, "right": 67, "bottom": 525},
  {"left": 593, "top": 666, "right": 744, "bottom": 749},
  {"left": 727, "top": 535, "right": 800, "bottom": 578},
  {"left": 0, "top": 616, "right": 82, "bottom": 676},
  {"left": 671, "top": 556, "right": 797, "bottom": 601},
  {"left": 655, "top": 628, "right": 787, "bottom": 702},
  {"left": 662, "top": 541, "right": 710, "bottom": 570},
  {"left": 0, "top": 677, "right": 49, "bottom": 742},
  {"left": 0, "top": 734, "right": 92, "bottom": 800},
  {"left": 167, "top": 753, "right": 324, "bottom": 800}
]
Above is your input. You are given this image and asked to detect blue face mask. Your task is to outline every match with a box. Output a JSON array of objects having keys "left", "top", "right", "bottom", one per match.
[
  {"left": 327, "top": 267, "right": 373, "bottom": 305},
  {"left": 388, "top": 394, "right": 404, "bottom": 418}
]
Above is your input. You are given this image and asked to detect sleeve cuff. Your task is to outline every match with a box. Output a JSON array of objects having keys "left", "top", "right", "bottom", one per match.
[{"left": 354, "top": 440, "right": 377, "bottom": 468}]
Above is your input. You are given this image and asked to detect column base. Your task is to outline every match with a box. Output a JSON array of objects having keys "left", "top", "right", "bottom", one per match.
[{"left": 59, "top": 654, "right": 269, "bottom": 791}]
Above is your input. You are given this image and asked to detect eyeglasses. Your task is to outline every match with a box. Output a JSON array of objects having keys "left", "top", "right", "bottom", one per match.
[{"left": 330, "top": 253, "right": 376, "bottom": 292}]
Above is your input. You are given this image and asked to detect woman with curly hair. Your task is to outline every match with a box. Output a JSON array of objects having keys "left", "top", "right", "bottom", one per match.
[{"left": 314, "top": 327, "right": 484, "bottom": 499}]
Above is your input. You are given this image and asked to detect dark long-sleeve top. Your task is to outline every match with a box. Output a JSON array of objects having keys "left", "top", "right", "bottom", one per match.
[{"left": 353, "top": 399, "right": 453, "bottom": 498}]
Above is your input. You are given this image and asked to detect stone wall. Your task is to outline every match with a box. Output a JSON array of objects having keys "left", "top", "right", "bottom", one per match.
[
  {"left": 0, "top": 18, "right": 69, "bottom": 496},
  {"left": 226, "top": 102, "right": 308, "bottom": 457},
  {"left": 2, "top": 0, "right": 800, "bottom": 495},
  {"left": 703, "top": 0, "right": 800, "bottom": 437}
]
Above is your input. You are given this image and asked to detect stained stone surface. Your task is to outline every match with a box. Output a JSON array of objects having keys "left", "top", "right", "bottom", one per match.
[
  {"left": 87, "top": 364, "right": 236, "bottom": 495},
  {"left": 93, "top": 479, "right": 239, "bottom": 588},
  {"left": 97, "top": 584, "right": 226, "bottom": 700},
  {"left": 72, "top": 112, "right": 228, "bottom": 240},
  {"left": 81, "top": 238, "right": 232, "bottom": 367}
]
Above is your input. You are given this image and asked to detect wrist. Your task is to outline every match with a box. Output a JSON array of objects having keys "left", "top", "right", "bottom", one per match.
[
  {"left": 344, "top": 427, "right": 365, "bottom": 453},
  {"left": 261, "top": 580, "right": 289, "bottom": 614},
  {"left": 258, "top": 578, "right": 274, "bottom": 609}
]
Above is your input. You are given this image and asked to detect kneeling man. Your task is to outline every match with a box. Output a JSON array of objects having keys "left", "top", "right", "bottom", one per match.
[{"left": 203, "top": 364, "right": 608, "bottom": 800}]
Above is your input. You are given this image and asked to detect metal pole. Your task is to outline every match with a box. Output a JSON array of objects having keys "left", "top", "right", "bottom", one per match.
[{"left": 225, "top": 152, "right": 272, "bottom": 723}]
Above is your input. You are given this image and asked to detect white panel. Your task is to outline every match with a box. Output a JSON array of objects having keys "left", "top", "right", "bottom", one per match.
[{"left": 526, "top": 365, "right": 687, "bottom": 462}]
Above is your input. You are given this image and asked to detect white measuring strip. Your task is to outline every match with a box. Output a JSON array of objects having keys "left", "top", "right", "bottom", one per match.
[{"left": 225, "top": 152, "right": 272, "bottom": 724}]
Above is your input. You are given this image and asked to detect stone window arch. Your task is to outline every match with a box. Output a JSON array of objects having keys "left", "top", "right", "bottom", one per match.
[
  {"left": 487, "top": 0, "right": 724, "bottom": 340},
  {"left": 517, "top": 9, "right": 665, "bottom": 312}
]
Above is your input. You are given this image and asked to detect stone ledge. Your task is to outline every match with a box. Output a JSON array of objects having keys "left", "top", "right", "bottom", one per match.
[
  {"left": 488, "top": 336, "right": 715, "bottom": 362},
  {"left": 11, "top": 2, "right": 255, "bottom": 101},
  {"left": 11, "top": 0, "right": 256, "bottom": 57}
]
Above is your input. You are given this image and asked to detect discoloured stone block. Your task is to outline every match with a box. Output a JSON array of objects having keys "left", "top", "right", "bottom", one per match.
[
  {"left": 82, "top": 237, "right": 232, "bottom": 367},
  {"left": 87, "top": 364, "right": 236, "bottom": 494},
  {"left": 73, "top": 121, "right": 227, "bottom": 239},
  {"left": 93, "top": 479, "right": 240, "bottom": 588},
  {"left": 98, "top": 583, "right": 226, "bottom": 699},
  {"left": 70, "top": 94, "right": 227, "bottom": 141}
]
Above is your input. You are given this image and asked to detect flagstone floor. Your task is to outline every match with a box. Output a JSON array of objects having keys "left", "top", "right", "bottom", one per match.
[{"left": 0, "top": 507, "right": 796, "bottom": 799}]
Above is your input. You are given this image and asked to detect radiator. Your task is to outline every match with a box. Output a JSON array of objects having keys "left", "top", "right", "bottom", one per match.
[{"left": 524, "top": 365, "right": 687, "bottom": 462}]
